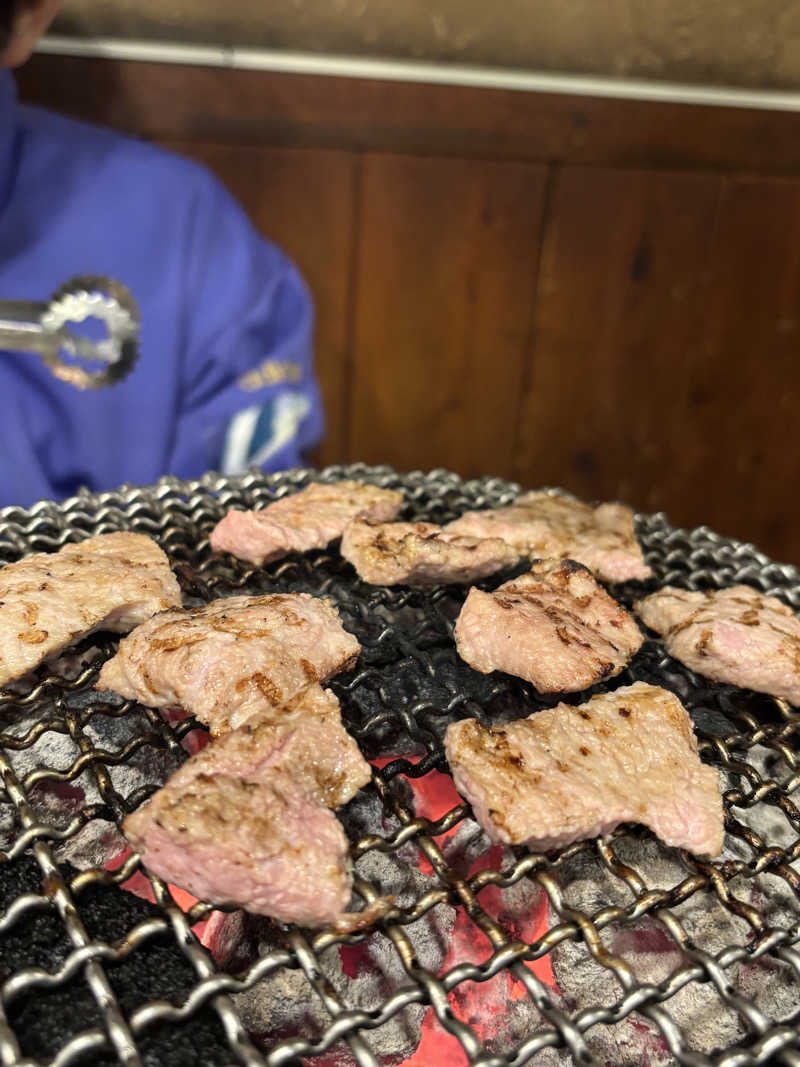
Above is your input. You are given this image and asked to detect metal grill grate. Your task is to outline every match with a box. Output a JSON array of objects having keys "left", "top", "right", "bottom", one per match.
[{"left": 0, "top": 464, "right": 798, "bottom": 1067}]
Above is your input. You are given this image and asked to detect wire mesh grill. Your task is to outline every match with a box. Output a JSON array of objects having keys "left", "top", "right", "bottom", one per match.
[{"left": 0, "top": 463, "right": 798, "bottom": 1067}]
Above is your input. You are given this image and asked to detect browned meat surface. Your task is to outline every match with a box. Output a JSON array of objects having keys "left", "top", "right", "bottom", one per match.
[
  {"left": 173, "top": 685, "right": 372, "bottom": 808},
  {"left": 0, "top": 532, "right": 181, "bottom": 687},
  {"left": 210, "top": 480, "right": 404, "bottom": 566},
  {"left": 445, "top": 682, "right": 723, "bottom": 856},
  {"left": 454, "top": 559, "right": 643, "bottom": 692},
  {"left": 124, "top": 685, "right": 375, "bottom": 927},
  {"left": 97, "top": 593, "right": 360, "bottom": 734},
  {"left": 340, "top": 519, "right": 520, "bottom": 586},
  {"left": 445, "top": 491, "right": 651, "bottom": 583},
  {"left": 637, "top": 585, "right": 800, "bottom": 705}
]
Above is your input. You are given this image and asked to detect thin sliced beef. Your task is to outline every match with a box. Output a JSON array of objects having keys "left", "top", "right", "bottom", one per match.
[
  {"left": 173, "top": 685, "right": 372, "bottom": 808},
  {"left": 96, "top": 593, "right": 360, "bottom": 734},
  {"left": 445, "top": 682, "right": 723, "bottom": 856},
  {"left": 124, "top": 686, "right": 374, "bottom": 928},
  {"left": 0, "top": 532, "right": 181, "bottom": 687},
  {"left": 445, "top": 491, "right": 651, "bottom": 583},
  {"left": 454, "top": 559, "right": 643, "bottom": 692},
  {"left": 637, "top": 585, "right": 800, "bottom": 705},
  {"left": 210, "top": 480, "right": 403, "bottom": 566},
  {"left": 340, "top": 519, "right": 519, "bottom": 586}
]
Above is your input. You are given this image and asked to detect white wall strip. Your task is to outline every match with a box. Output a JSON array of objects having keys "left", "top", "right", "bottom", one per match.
[{"left": 36, "top": 34, "right": 800, "bottom": 113}]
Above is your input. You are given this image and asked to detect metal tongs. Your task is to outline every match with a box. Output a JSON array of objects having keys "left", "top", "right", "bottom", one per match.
[{"left": 0, "top": 275, "right": 139, "bottom": 389}]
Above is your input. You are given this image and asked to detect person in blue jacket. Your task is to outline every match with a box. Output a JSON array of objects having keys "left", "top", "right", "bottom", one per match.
[{"left": 0, "top": 0, "right": 324, "bottom": 508}]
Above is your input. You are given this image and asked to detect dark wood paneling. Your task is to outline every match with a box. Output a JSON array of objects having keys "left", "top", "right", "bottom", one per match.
[
  {"left": 515, "top": 167, "right": 721, "bottom": 516},
  {"left": 17, "top": 55, "right": 800, "bottom": 173},
  {"left": 675, "top": 177, "right": 800, "bottom": 561},
  {"left": 350, "top": 154, "right": 547, "bottom": 476},
  {"left": 168, "top": 143, "right": 358, "bottom": 465}
]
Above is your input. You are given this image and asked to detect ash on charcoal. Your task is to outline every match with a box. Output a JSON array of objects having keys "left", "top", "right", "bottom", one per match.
[
  {"left": 0, "top": 802, "right": 17, "bottom": 849},
  {"left": 55, "top": 817, "right": 127, "bottom": 870},
  {"left": 105, "top": 741, "right": 179, "bottom": 805},
  {"left": 3, "top": 725, "right": 81, "bottom": 780},
  {"left": 550, "top": 832, "right": 800, "bottom": 1065},
  {"left": 80, "top": 704, "right": 153, "bottom": 747},
  {"left": 340, "top": 782, "right": 405, "bottom": 842},
  {"left": 231, "top": 912, "right": 454, "bottom": 1067}
]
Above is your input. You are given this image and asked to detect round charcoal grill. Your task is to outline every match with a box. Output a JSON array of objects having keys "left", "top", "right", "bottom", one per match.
[{"left": 0, "top": 464, "right": 798, "bottom": 1067}]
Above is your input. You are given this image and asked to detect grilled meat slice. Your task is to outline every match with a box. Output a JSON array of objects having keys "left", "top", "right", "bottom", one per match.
[
  {"left": 127, "top": 768, "right": 355, "bottom": 927},
  {"left": 174, "top": 685, "right": 372, "bottom": 808},
  {"left": 210, "top": 480, "right": 404, "bottom": 566},
  {"left": 445, "top": 491, "right": 651, "bottom": 583},
  {"left": 340, "top": 519, "right": 520, "bottom": 586},
  {"left": 97, "top": 593, "right": 360, "bottom": 734},
  {"left": 454, "top": 559, "right": 643, "bottom": 692},
  {"left": 637, "top": 585, "right": 800, "bottom": 705},
  {"left": 124, "top": 687, "right": 374, "bottom": 928},
  {"left": 0, "top": 532, "right": 181, "bottom": 687},
  {"left": 445, "top": 682, "right": 723, "bottom": 856}
]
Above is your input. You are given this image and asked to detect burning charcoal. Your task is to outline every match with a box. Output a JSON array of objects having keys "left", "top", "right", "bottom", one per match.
[
  {"left": 231, "top": 910, "right": 455, "bottom": 1065},
  {"left": 548, "top": 835, "right": 799, "bottom": 1064}
]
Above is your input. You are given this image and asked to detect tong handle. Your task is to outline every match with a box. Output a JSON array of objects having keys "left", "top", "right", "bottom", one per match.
[{"left": 0, "top": 301, "right": 52, "bottom": 353}]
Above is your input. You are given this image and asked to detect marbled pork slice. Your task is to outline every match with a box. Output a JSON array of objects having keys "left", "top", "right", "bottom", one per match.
[
  {"left": 210, "top": 480, "right": 404, "bottom": 566},
  {"left": 637, "top": 585, "right": 800, "bottom": 705},
  {"left": 445, "top": 491, "right": 651, "bottom": 583},
  {"left": 0, "top": 532, "right": 181, "bottom": 686},
  {"left": 340, "top": 518, "right": 520, "bottom": 586},
  {"left": 96, "top": 593, "right": 360, "bottom": 734},
  {"left": 454, "top": 559, "right": 643, "bottom": 692},
  {"left": 124, "top": 686, "right": 375, "bottom": 928},
  {"left": 445, "top": 682, "right": 724, "bottom": 856}
]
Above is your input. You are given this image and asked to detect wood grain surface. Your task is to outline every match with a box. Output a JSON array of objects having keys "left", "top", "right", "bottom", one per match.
[{"left": 350, "top": 154, "right": 547, "bottom": 476}]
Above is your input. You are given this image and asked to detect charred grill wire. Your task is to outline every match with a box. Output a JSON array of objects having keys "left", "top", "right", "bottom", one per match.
[{"left": 0, "top": 465, "right": 797, "bottom": 1066}]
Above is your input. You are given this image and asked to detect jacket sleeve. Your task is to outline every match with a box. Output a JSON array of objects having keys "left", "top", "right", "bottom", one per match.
[{"left": 166, "top": 168, "right": 323, "bottom": 478}]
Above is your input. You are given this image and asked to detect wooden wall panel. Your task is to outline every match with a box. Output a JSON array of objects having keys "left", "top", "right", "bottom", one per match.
[
  {"left": 164, "top": 143, "right": 358, "bottom": 466},
  {"left": 515, "top": 166, "right": 721, "bottom": 520},
  {"left": 349, "top": 154, "right": 547, "bottom": 477},
  {"left": 676, "top": 177, "right": 800, "bottom": 561}
]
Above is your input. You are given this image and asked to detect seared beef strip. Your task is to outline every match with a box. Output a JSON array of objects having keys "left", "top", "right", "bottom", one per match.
[
  {"left": 167, "top": 685, "right": 372, "bottom": 808},
  {"left": 0, "top": 532, "right": 181, "bottom": 687},
  {"left": 124, "top": 686, "right": 375, "bottom": 928},
  {"left": 210, "top": 480, "right": 403, "bottom": 566},
  {"left": 454, "top": 559, "right": 643, "bottom": 692},
  {"left": 340, "top": 519, "right": 519, "bottom": 586},
  {"left": 97, "top": 593, "right": 360, "bottom": 734},
  {"left": 637, "top": 585, "right": 800, "bottom": 705},
  {"left": 445, "top": 682, "right": 723, "bottom": 856},
  {"left": 445, "top": 491, "right": 651, "bottom": 583}
]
